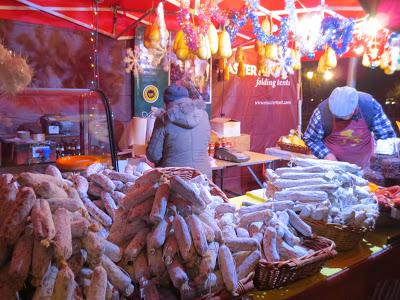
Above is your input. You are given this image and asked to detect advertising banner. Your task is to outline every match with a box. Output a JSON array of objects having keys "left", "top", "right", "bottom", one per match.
[
  {"left": 133, "top": 26, "right": 169, "bottom": 117},
  {"left": 212, "top": 49, "right": 299, "bottom": 153}
]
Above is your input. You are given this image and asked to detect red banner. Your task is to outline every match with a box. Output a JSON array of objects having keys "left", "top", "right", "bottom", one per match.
[{"left": 212, "top": 50, "right": 300, "bottom": 153}]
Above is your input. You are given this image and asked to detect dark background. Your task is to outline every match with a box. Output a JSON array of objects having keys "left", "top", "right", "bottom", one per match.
[{"left": 301, "top": 58, "right": 400, "bottom": 134}]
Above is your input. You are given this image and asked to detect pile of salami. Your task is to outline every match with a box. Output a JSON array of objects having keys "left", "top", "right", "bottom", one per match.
[
  {"left": 0, "top": 162, "right": 327, "bottom": 299},
  {"left": 266, "top": 158, "right": 379, "bottom": 228}
]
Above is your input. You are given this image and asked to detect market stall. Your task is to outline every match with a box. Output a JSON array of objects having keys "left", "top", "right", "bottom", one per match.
[{"left": 0, "top": 0, "right": 400, "bottom": 299}]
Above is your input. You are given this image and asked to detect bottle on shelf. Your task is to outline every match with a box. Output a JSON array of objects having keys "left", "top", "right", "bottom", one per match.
[
  {"left": 76, "top": 142, "right": 81, "bottom": 156},
  {"left": 71, "top": 141, "right": 76, "bottom": 156},
  {"left": 56, "top": 144, "right": 60, "bottom": 158},
  {"left": 60, "top": 144, "right": 65, "bottom": 157}
]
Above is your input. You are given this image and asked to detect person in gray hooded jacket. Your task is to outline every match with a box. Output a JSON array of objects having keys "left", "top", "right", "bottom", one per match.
[{"left": 146, "top": 84, "right": 212, "bottom": 179}]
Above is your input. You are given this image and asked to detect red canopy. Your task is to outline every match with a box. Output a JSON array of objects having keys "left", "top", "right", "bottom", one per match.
[{"left": 0, "top": 0, "right": 372, "bottom": 41}]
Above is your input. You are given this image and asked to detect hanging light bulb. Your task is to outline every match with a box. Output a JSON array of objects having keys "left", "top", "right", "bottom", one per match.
[
  {"left": 306, "top": 71, "right": 314, "bottom": 80},
  {"left": 323, "top": 70, "right": 334, "bottom": 81}
]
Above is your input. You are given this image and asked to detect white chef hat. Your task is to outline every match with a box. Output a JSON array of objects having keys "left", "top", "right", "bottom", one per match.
[{"left": 328, "top": 86, "right": 359, "bottom": 118}]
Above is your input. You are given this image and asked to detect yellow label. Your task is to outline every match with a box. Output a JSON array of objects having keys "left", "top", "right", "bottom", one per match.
[{"left": 143, "top": 85, "right": 159, "bottom": 103}]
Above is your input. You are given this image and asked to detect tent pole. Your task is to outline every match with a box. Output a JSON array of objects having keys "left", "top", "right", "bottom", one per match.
[
  {"left": 116, "top": 5, "right": 158, "bottom": 39},
  {"left": 347, "top": 57, "right": 358, "bottom": 88},
  {"left": 297, "top": 65, "right": 303, "bottom": 135}
]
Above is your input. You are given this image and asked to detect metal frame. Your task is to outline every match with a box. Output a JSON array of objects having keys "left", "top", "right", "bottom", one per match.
[{"left": 93, "top": 89, "right": 119, "bottom": 171}]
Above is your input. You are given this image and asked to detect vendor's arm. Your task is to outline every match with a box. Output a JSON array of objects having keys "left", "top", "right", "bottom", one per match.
[
  {"left": 370, "top": 100, "right": 396, "bottom": 139},
  {"left": 146, "top": 116, "right": 166, "bottom": 165},
  {"left": 303, "top": 108, "right": 331, "bottom": 159}
]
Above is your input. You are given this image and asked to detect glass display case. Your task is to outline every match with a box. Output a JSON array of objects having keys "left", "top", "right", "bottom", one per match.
[{"left": 0, "top": 88, "right": 117, "bottom": 173}]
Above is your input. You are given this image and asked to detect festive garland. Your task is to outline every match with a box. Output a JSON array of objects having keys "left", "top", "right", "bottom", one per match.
[
  {"left": 318, "top": 17, "right": 354, "bottom": 56},
  {"left": 225, "top": 1, "right": 289, "bottom": 52},
  {"left": 177, "top": 0, "right": 228, "bottom": 51}
]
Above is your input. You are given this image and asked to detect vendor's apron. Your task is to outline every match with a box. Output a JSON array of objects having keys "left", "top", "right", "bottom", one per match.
[{"left": 324, "top": 109, "right": 374, "bottom": 168}]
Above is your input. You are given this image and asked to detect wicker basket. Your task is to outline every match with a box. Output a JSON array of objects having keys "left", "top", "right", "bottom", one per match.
[
  {"left": 277, "top": 140, "right": 311, "bottom": 155},
  {"left": 156, "top": 167, "right": 229, "bottom": 203},
  {"left": 303, "top": 218, "right": 369, "bottom": 251},
  {"left": 254, "top": 236, "right": 336, "bottom": 290}
]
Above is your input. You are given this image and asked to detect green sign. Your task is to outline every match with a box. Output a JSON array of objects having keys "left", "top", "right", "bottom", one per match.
[{"left": 133, "top": 26, "right": 168, "bottom": 117}]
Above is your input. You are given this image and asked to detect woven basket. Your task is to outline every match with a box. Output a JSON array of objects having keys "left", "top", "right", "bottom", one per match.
[
  {"left": 254, "top": 236, "right": 336, "bottom": 290},
  {"left": 303, "top": 218, "right": 369, "bottom": 252},
  {"left": 156, "top": 167, "right": 229, "bottom": 203},
  {"left": 277, "top": 140, "right": 311, "bottom": 155}
]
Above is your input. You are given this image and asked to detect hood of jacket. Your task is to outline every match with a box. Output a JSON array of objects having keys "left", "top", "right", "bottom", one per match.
[{"left": 166, "top": 98, "right": 206, "bottom": 129}]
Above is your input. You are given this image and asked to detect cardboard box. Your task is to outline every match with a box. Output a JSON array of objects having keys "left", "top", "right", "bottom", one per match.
[
  {"left": 132, "top": 144, "right": 147, "bottom": 156},
  {"left": 210, "top": 118, "right": 241, "bottom": 137},
  {"left": 224, "top": 134, "right": 251, "bottom": 151}
]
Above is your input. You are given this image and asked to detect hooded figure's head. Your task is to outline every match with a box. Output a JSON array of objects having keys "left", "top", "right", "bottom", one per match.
[
  {"left": 163, "top": 84, "right": 190, "bottom": 105},
  {"left": 328, "top": 86, "right": 359, "bottom": 120}
]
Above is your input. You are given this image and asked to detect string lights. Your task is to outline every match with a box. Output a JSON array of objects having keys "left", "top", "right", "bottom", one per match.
[{"left": 89, "top": 0, "right": 100, "bottom": 89}]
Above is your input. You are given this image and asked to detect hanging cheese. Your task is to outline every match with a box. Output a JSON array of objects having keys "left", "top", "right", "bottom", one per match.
[
  {"left": 325, "top": 47, "right": 337, "bottom": 68},
  {"left": 173, "top": 29, "right": 184, "bottom": 52},
  {"left": 362, "top": 53, "right": 371, "bottom": 67},
  {"left": 149, "top": 22, "right": 160, "bottom": 48},
  {"left": 223, "top": 65, "right": 230, "bottom": 81},
  {"left": 235, "top": 47, "right": 244, "bottom": 62},
  {"left": 219, "top": 58, "right": 227, "bottom": 70},
  {"left": 384, "top": 66, "right": 395, "bottom": 75},
  {"left": 261, "top": 19, "right": 271, "bottom": 34},
  {"left": 292, "top": 49, "right": 301, "bottom": 71},
  {"left": 265, "top": 44, "right": 278, "bottom": 61},
  {"left": 379, "top": 51, "right": 390, "bottom": 69},
  {"left": 144, "top": 25, "right": 152, "bottom": 49},
  {"left": 257, "top": 56, "right": 266, "bottom": 75},
  {"left": 197, "top": 34, "right": 211, "bottom": 60},
  {"left": 208, "top": 23, "right": 219, "bottom": 55},
  {"left": 317, "top": 54, "right": 327, "bottom": 73},
  {"left": 237, "top": 61, "right": 246, "bottom": 78},
  {"left": 218, "top": 30, "right": 232, "bottom": 58},
  {"left": 176, "top": 36, "right": 189, "bottom": 61},
  {"left": 255, "top": 41, "right": 265, "bottom": 56}
]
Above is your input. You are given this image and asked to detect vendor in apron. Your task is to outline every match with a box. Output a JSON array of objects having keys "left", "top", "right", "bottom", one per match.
[{"left": 303, "top": 86, "right": 396, "bottom": 168}]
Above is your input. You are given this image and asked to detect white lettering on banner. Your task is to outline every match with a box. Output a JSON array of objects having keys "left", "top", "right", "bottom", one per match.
[
  {"left": 254, "top": 78, "right": 291, "bottom": 88},
  {"left": 228, "top": 62, "right": 292, "bottom": 87},
  {"left": 255, "top": 100, "right": 292, "bottom": 105}
]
